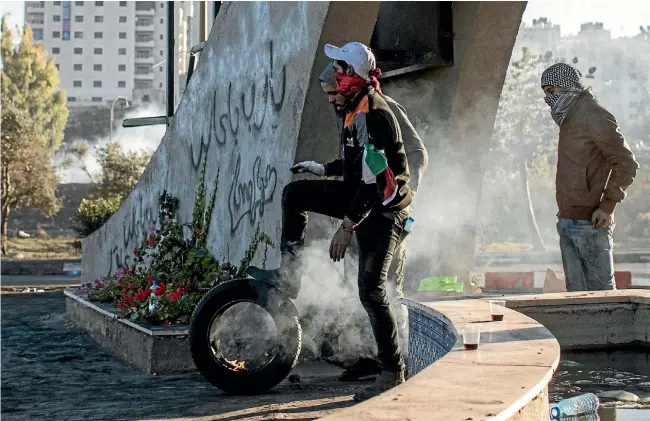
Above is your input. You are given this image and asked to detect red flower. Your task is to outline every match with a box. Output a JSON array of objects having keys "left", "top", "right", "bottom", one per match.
[
  {"left": 154, "top": 282, "right": 166, "bottom": 297},
  {"left": 119, "top": 280, "right": 125, "bottom": 286},
  {"left": 129, "top": 282, "right": 136, "bottom": 289},
  {"left": 133, "top": 247, "right": 139, "bottom": 256},
  {"left": 147, "top": 236, "right": 155, "bottom": 246},
  {"left": 95, "top": 280, "right": 103, "bottom": 289},
  {"left": 168, "top": 287, "right": 184, "bottom": 302},
  {"left": 116, "top": 300, "right": 125, "bottom": 310},
  {"left": 146, "top": 275, "right": 155, "bottom": 284},
  {"left": 185, "top": 277, "right": 192, "bottom": 285},
  {"left": 194, "top": 227, "right": 201, "bottom": 234},
  {"left": 121, "top": 288, "right": 127, "bottom": 296},
  {"left": 135, "top": 287, "right": 151, "bottom": 302}
]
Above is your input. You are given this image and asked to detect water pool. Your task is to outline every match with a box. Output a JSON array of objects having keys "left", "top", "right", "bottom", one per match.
[{"left": 549, "top": 348, "right": 650, "bottom": 421}]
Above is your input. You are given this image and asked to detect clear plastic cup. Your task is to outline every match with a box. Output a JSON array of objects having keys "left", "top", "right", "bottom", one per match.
[
  {"left": 463, "top": 324, "right": 481, "bottom": 350},
  {"left": 489, "top": 300, "right": 506, "bottom": 321}
]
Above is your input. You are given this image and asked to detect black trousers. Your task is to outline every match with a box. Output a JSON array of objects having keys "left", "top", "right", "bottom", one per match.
[{"left": 282, "top": 179, "right": 406, "bottom": 373}]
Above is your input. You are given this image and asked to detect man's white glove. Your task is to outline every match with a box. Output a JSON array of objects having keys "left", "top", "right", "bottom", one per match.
[{"left": 291, "top": 161, "right": 326, "bottom": 177}]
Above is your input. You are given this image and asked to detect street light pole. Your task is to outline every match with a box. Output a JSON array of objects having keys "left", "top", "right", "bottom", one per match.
[{"left": 110, "top": 96, "right": 129, "bottom": 141}]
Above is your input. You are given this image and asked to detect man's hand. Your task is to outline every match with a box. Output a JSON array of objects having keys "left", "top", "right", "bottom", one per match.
[
  {"left": 329, "top": 226, "right": 353, "bottom": 262},
  {"left": 291, "top": 161, "right": 325, "bottom": 176},
  {"left": 592, "top": 208, "right": 614, "bottom": 228}
]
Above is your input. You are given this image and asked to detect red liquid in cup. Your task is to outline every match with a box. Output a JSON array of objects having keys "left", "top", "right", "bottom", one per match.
[
  {"left": 464, "top": 343, "right": 479, "bottom": 350},
  {"left": 491, "top": 314, "right": 504, "bottom": 321}
]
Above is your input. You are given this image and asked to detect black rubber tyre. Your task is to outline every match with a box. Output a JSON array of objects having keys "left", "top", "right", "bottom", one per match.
[{"left": 189, "top": 278, "right": 302, "bottom": 395}]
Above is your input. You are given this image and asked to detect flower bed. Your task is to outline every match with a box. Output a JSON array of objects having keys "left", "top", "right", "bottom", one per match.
[{"left": 82, "top": 160, "right": 271, "bottom": 325}]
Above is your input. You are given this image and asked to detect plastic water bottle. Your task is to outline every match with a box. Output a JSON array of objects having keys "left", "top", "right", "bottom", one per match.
[
  {"left": 550, "top": 393, "right": 599, "bottom": 419},
  {"left": 403, "top": 217, "right": 415, "bottom": 233},
  {"left": 149, "top": 281, "right": 160, "bottom": 312}
]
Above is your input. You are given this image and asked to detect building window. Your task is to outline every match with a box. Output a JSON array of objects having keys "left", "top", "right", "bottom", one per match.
[
  {"left": 160, "top": 3, "right": 164, "bottom": 8},
  {"left": 92, "top": 97, "right": 103, "bottom": 103},
  {"left": 160, "top": 34, "right": 163, "bottom": 40},
  {"left": 53, "top": 1, "right": 61, "bottom": 5},
  {"left": 630, "top": 72, "right": 637, "bottom": 80},
  {"left": 73, "top": 80, "right": 82, "bottom": 87},
  {"left": 95, "top": 16, "right": 104, "bottom": 23},
  {"left": 32, "top": 28, "right": 44, "bottom": 40},
  {"left": 159, "top": 82, "right": 163, "bottom": 88},
  {"left": 119, "top": 32, "right": 127, "bottom": 39},
  {"left": 53, "top": 31, "right": 61, "bottom": 38},
  {"left": 74, "top": 31, "right": 83, "bottom": 39},
  {"left": 160, "top": 18, "right": 163, "bottom": 24},
  {"left": 631, "top": 87, "right": 638, "bottom": 94},
  {"left": 159, "top": 67, "right": 163, "bottom": 72},
  {"left": 75, "top": 1, "right": 84, "bottom": 6},
  {"left": 52, "top": 47, "right": 60, "bottom": 54},
  {"left": 118, "top": 48, "right": 127, "bottom": 55},
  {"left": 94, "top": 32, "right": 103, "bottom": 39},
  {"left": 74, "top": 47, "right": 83, "bottom": 54},
  {"left": 160, "top": 50, "right": 163, "bottom": 56},
  {"left": 94, "top": 47, "right": 103, "bottom": 55},
  {"left": 93, "top": 81, "right": 102, "bottom": 88},
  {"left": 74, "top": 64, "right": 82, "bottom": 71},
  {"left": 53, "top": 15, "right": 61, "bottom": 22},
  {"left": 75, "top": 16, "right": 83, "bottom": 23},
  {"left": 119, "top": 1, "right": 127, "bottom": 6},
  {"left": 118, "top": 81, "right": 126, "bottom": 88},
  {"left": 94, "top": 64, "right": 102, "bottom": 71},
  {"left": 67, "top": 96, "right": 76, "bottom": 102},
  {"left": 143, "top": 95, "right": 150, "bottom": 102},
  {"left": 95, "top": 1, "right": 103, "bottom": 6},
  {"left": 55, "top": 63, "right": 60, "bottom": 70},
  {"left": 119, "top": 16, "right": 126, "bottom": 23},
  {"left": 118, "top": 64, "right": 126, "bottom": 71}
]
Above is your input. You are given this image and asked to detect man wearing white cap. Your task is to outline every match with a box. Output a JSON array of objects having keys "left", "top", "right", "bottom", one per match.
[
  {"left": 314, "top": 60, "right": 428, "bottom": 382},
  {"left": 249, "top": 42, "right": 411, "bottom": 400}
]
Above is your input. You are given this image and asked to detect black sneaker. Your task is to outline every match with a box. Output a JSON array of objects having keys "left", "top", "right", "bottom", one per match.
[
  {"left": 247, "top": 266, "right": 300, "bottom": 299},
  {"left": 339, "top": 357, "right": 382, "bottom": 382}
]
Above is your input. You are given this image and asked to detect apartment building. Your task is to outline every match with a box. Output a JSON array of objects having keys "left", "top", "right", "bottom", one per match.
[{"left": 25, "top": 1, "right": 216, "bottom": 108}]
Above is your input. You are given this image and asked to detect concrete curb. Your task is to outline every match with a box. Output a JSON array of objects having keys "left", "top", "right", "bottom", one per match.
[
  {"left": 483, "top": 270, "right": 650, "bottom": 290},
  {"left": 1, "top": 258, "right": 82, "bottom": 276},
  {"left": 475, "top": 251, "right": 650, "bottom": 266}
]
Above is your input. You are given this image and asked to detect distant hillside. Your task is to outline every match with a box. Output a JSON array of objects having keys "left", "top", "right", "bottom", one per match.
[{"left": 8, "top": 183, "right": 94, "bottom": 238}]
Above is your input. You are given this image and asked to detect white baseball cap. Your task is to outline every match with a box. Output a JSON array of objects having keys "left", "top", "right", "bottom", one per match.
[{"left": 324, "top": 42, "right": 376, "bottom": 80}]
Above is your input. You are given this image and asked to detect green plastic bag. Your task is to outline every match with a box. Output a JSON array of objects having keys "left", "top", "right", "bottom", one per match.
[{"left": 417, "top": 276, "right": 463, "bottom": 292}]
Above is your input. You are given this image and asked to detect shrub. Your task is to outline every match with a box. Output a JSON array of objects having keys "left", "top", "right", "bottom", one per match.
[{"left": 73, "top": 194, "right": 123, "bottom": 238}]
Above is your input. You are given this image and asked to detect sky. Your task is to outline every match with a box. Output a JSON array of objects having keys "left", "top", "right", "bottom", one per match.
[{"left": 1, "top": 1, "right": 649, "bottom": 40}]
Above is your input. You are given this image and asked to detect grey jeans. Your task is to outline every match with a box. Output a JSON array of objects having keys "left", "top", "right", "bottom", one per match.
[{"left": 556, "top": 218, "right": 616, "bottom": 292}]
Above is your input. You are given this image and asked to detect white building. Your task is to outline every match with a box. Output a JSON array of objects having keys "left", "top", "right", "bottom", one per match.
[{"left": 25, "top": 0, "right": 216, "bottom": 108}]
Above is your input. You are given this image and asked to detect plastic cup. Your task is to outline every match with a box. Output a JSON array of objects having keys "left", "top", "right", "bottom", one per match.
[
  {"left": 463, "top": 324, "right": 481, "bottom": 350},
  {"left": 489, "top": 300, "right": 506, "bottom": 321}
]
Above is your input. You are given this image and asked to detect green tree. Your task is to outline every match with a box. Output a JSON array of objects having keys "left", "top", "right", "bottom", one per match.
[
  {"left": 1, "top": 102, "right": 61, "bottom": 255},
  {"left": 68, "top": 140, "right": 152, "bottom": 237},
  {"left": 1, "top": 16, "right": 68, "bottom": 151}
]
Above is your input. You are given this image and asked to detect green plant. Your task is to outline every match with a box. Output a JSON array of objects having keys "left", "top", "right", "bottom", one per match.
[
  {"left": 84, "top": 157, "right": 273, "bottom": 324},
  {"left": 73, "top": 194, "right": 123, "bottom": 238}
]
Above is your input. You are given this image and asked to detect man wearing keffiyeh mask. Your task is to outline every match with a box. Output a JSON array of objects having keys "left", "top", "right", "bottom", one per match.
[{"left": 541, "top": 63, "right": 639, "bottom": 292}]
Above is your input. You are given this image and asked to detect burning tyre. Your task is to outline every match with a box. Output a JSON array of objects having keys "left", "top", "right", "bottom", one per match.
[{"left": 189, "top": 278, "right": 302, "bottom": 394}]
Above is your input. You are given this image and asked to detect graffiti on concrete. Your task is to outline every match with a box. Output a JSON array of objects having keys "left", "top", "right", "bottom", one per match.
[
  {"left": 228, "top": 154, "right": 278, "bottom": 234},
  {"left": 105, "top": 196, "right": 156, "bottom": 276},
  {"left": 189, "top": 40, "right": 287, "bottom": 171}
]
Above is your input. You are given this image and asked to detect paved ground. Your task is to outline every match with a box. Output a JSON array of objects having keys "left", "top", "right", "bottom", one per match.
[{"left": 1, "top": 291, "right": 367, "bottom": 421}]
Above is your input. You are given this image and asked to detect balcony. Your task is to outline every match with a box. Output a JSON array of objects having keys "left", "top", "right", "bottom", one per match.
[
  {"left": 135, "top": 21, "right": 155, "bottom": 32},
  {"left": 134, "top": 72, "right": 154, "bottom": 80},
  {"left": 135, "top": 39, "right": 155, "bottom": 48},
  {"left": 135, "top": 8, "right": 155, "bottom": 16},
  {"left": 135, "top": 55, "right": 155, "bottom": 64},
  {"left": 26, "top": 1, "right": 45, "bottom": 9}
]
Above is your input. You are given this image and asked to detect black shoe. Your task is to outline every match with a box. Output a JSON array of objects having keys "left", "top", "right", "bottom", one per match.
[
  {"left": 339, "top": 357, "right": 382, "bottom": 382},
  {"left": 247, "top": 266, "right": 300, "bottom": 299}
]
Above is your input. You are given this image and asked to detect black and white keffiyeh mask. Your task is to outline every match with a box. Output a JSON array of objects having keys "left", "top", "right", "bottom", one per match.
[{"left": 541, "top": 63, "right": 586, "bottom": 126}]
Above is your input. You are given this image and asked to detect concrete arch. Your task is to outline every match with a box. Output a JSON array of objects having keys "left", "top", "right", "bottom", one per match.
[{"left": 81, "top": 1, "right": 526, "bottom": 295}]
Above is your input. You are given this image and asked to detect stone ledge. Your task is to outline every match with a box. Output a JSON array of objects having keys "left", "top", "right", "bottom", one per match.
[
  {"left": 64, "top": 289, "right": 194, "bottom": 374},
  {"left": 320, "top": 295, "right": 560, "bottom": 421},
  {"left": 504, "top": 290, "right": 650, "bottom": 350},
  {"left": 1, "top": 258, "right": 82, "bottom": 276}
]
